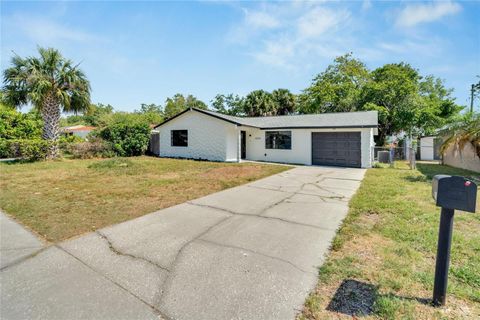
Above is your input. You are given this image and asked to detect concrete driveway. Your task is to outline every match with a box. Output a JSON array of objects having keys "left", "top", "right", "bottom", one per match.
[{"left": 1, "top": 166, "right": 365, "bottom": 320}]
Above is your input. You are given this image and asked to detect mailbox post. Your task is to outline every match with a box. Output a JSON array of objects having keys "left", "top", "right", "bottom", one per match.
[{"left": 431, "top": 175, "right": 477, "bottom": 306}]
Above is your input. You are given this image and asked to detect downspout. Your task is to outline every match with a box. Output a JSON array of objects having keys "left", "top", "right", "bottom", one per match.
[{"left": 237, "top": 125, "right": 241, "bottom": 163}]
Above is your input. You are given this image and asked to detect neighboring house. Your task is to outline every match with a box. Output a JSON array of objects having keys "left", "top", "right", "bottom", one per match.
[
  {"left": 153, "top": 108, "right": 378, "bottom": 168},
  {"left": 61, "top": 125, "right": 95, "bottom": 139},
  {"left": 419, "top": 136, "right": 442, "bottom": 161}
]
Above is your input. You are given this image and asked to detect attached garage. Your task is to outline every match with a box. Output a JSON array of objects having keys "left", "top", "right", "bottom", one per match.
[{"left": 312, "top": 132, "right": 361, "bottom": 167}]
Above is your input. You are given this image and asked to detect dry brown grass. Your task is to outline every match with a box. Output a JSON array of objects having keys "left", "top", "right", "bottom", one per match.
[{"left": 0, "top": 157, "right": 288, "bottom": 242}]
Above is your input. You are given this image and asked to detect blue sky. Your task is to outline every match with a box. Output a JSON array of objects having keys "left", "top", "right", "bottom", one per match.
[{"left": 1, "top": 1, "right": 479, "bottom": 112}]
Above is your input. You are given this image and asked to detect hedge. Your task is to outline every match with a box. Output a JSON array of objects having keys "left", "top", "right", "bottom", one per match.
[{"left": 0, "top": 139, "right": 54, "bottom": 161}]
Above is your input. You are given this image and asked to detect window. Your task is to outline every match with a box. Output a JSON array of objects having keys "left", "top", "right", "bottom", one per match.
[
  {"left": 171, "top": 130, "right": 188, "bottom": 147},
  {"left": 265, "top": 131, "right": 291, "bottom": 150}
]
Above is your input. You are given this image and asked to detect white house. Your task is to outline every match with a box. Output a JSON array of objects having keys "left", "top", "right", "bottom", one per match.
[
  {"left": 61, "top": 125, "right": 96, "bottom": 139},
  {"left": 153, "top": 108, "right": 378, "bottom": 168}
]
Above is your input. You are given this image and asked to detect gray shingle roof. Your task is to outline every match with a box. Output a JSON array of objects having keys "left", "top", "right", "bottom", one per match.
[
  {"left": 154, "top": 107, "right": 378, "bottom": 129},
  {"left": 196, "top": 108, "right": 378, "bottom": 129}
]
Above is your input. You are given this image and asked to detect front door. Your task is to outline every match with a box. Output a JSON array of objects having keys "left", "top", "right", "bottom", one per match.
[{"left": 241, "top": 131, "right": 246, "bottom": 159}]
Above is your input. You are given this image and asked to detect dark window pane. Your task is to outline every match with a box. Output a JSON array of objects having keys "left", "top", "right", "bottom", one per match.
[
  {"left": 171, "top": 130, "right": 188, "bottom": 147},
  {"left": 265, "top": 131, "right": 291, "bottom": 150}
]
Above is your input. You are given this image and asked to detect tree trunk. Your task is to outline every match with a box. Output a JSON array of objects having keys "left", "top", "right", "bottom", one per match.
[{"left": 42, "top": 94, "right": 61, "bottom": 159}]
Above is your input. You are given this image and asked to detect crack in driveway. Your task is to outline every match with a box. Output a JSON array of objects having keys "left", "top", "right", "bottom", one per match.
[
  {"left": 55, "top": 244, "right": 172, "bottom": 320},
  {"left": 188, "top": 201, "right": 330, "bottom": 231},
  {"left": 196, "top": 238, "right": 316, "bottom": 275},
  {"left": 96, "top": 231, "right": 171, "bottom": 273},
  {"left": 154, "top": 214, "right": 233, "bottom": 307}
]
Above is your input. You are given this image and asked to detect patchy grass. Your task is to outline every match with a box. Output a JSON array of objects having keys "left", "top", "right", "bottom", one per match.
[
  {"left": 0, "top": 157, "right": 288, "bottom": 242},
  {"left": 300, "top": 162, "right": 480, "bottom": 320}
]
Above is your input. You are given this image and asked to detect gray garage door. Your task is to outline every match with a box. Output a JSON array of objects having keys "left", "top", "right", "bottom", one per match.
[{"left": 312, "top": 132, "right": 361, "bottom": 168}]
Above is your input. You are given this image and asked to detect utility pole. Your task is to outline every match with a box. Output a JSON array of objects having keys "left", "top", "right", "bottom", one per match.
[{"left": 471, "top": 84, "right": 475, "bottom": 113}]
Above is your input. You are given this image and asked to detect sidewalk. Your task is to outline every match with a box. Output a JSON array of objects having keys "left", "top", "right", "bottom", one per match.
[{"left": 0, "top": 212, "right": 45, "bottom": 269}]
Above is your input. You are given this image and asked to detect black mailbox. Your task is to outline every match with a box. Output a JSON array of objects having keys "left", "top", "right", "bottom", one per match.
[
  {"left": 431, "top": 174, "right": 477, "bottom": 306},
  {"left": 432, "top": 175, "right": 477, "bottom": 213}
]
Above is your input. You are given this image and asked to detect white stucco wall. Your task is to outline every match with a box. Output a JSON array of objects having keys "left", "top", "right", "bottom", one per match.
[
  {"left": 157, "top": 110, "right": 238, "bottom": 162},
  {"left": 420, "top": 137, "right": 435, "bottom": 160},
  {"left": 243, "top": 127, "right": 374, "bottom": 168},
  {"left": 443, "top": 143, "right": 480, "bottom": 172}
]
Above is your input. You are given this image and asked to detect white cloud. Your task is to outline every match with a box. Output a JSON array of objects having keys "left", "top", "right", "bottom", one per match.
[
  {"left": 362, "top": 0, "right": 372, "bottom": 11},
  {"left": 395, "top": 1, "right": 462, "bottom": 28},
  {"left": 5, "top": 14, "right": 101, "bottom": 44},
  {"left": 228, "top": 3, "right": 352, "bottom": 69},
  {"left": 252, "top": 37, "right": 297, "bottom": 69},
  {"left": 227, "top": 1, "right": 450, "bottom": 72},
  {"left": 244, "top": 10, "right": 280, "bottom": 29},
  {"left": 378, "top": 39, "right": 441, "bottom": 57},
  {"left": 297, "top": 7, "right": 349, "bottom": 39}
]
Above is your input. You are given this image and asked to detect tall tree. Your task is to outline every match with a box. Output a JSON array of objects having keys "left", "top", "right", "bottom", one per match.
[
  {"left": 360, "top": 63, "right": 422, "bottom": 144},
  {"left": 361, "top": 63, "right": 462, "bottom": 144},
  {"left": 271, "top": 89, "right": 296, "bottom": 115},
  {"left": 243, "top": 90, "right": 275, "bottom": 116},
  {"left": 417, "top": 75, "right": 463, "bottom": 135},
  {"left": 135, "top": 103, "right": 163, "bottom": 124},
  {"left": 82, "top": 103, "right": 114, "bottom": 126},
  {"left": 299, "top": 53, "right": 370, "bottom": 114},
  {"left": 164, "top": 93, "right": 207, "bottom": 119},
  {"left": 2, "top": 47, "right": 90, "bottom": 158},
  {"left": 185, "top": 94, "right": 207, "bottom": 109},
  {"left": 211, "top": 93, "right": 244, "bottom": 115}
]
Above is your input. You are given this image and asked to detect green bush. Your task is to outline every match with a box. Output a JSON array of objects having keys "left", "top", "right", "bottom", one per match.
[
  {"left": 0, "top": 105, "right": 42, "bottom": 139},
  {"left": 98, "top": 121, "right": 150, "bottom": 156},
  {"left": 0, "top": 139, "right": 53, "bottom": 161}
]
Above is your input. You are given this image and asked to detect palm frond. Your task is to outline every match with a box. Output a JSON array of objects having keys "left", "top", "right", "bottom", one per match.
[
  {"left": 2, "top": 47, "right": 91, "bottom": 113},
  {"left": 439, "top": 112, "right": 480, "bottom": 158}
]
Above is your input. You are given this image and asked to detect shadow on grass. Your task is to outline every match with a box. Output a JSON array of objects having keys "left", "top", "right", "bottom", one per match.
[
  {"left": 326, "top": 279, "right": 376, "bottom": 316},
  {"left": 0, "top": 158, "right": 34, "bottom": 165},
  {"left": 326, "top": 279, "right": 431, "bottom": 317},
  {"left": 404, "top": 175, "right": 428, "bottom": 183}
]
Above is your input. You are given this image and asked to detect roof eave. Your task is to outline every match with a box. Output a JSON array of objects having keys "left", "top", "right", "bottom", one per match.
[
  {"left": 154, "top": 107, "right": 261, "bottom": 129},
  {"left": 259, "top": 125, "right": 378, "bottom": 130}
]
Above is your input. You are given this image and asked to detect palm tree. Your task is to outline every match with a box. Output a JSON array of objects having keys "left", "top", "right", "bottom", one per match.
[
  {"left": 243, "top": 90, "right": 275, "bottom": 117},
  {"left": 440, "top": 112, "right": 480, "bottom": 159},
  {"left": 2, "top": 47, "right": 90, "bottom": 159},
  {"left": 272, "top": 88, "right": 296, "bottom": 115}
]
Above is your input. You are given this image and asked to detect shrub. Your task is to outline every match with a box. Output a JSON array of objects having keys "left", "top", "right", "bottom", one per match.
[
  {"left": 0, "top": 139, "right": 53, "bottom": 161},
  {"left": 59, "top": 134, "right": 85, "bottom": 154},
  {"left": 66, "top": 140, "right": 114, "bottom": 159},
  {"left": 99, "top": 121, "right": 150, "bottom": 156},
  {"left": 0, "top": 105, "right": 43, "bottom": 139}
]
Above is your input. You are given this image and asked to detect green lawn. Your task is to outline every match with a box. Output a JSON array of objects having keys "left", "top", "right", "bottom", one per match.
[
  {"left": 300, "top": 162, "right": 479, "bottom": 320},
  {"left": 0, "top": 157, "right": 288, "bottom": 242}
]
